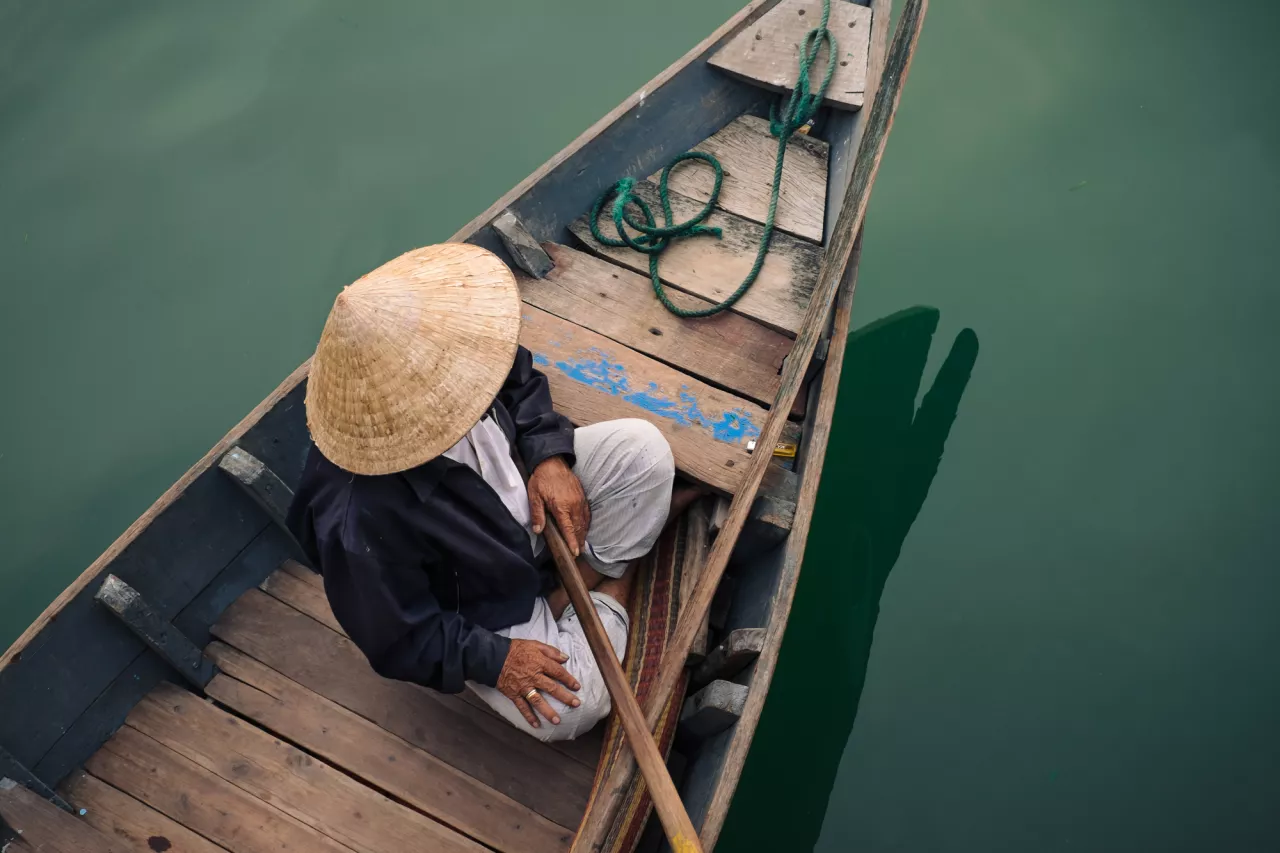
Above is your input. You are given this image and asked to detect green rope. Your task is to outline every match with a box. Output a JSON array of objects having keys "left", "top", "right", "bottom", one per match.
[{"left": 590, "top": 0, "right": 837, "bottom": 318}]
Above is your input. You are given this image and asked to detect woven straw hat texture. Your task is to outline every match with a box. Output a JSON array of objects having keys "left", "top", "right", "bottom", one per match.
[{"left": 306, "top": 243, "right": 521, "bottom": 475}]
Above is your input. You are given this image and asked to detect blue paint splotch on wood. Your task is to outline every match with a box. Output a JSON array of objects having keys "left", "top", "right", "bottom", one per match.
[{"left": 532, "top": 348, "right": 761, "bottom": 444}]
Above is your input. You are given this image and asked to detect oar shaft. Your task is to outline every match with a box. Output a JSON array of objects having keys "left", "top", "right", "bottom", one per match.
[{"left": 542, "top": 521, "right": 703, "bottom": 853}]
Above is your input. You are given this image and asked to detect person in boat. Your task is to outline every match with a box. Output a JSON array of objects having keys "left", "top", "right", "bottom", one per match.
[{"left": 286, "top": 243, "right": 678, "bottom": 742}]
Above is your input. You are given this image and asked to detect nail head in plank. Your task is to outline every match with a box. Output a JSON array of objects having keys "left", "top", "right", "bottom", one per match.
[
  {"left": 217, "top": 447, "right": 294, "bottom": 530},
  {"left": 126, "top": 683, "right": 486, "bottom": 853},
  {"left": 709, "top": 0, "right": 872, "bottom": 111},
  {"left": 0, "top": 777, "right": 121, "bottom": 853},
  {"left": 94, "top": 576, "right": 214, "bottom": 690},
  {"left": 492, "top": 211, "right": 554, "bottom": 279},
  {"left": 204, "top": 643, "right": 571, "bottom": 853},
  {"left": 60, "top": 770, "right": 225, "bottom": 853},
  {"left": 691, "top": 628, "right": 766, "bottom": 690},
  {"left": 520, "top": 305, "right": 766, "bottom": 494},
  {"left": 87, "top": 726, "right": 354, "bottom": 853},
  {"left": 570, "top": 180, "right": 821, "bottom": 336},
  {"left": 518, "top": 244, "right": 791, "bottom": 406},
  {"left": 210, "top": 588, "right": 591, "bottom": 830},
  {"left": 653, "top": 115, "right": 829, "bottom": 242},
  {"left": 678, "top": 681, "right": 748, "bottom": 742}
]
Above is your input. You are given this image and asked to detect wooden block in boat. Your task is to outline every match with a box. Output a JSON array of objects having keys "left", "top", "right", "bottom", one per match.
[
  {"left": 86, "top": 725, "right": 354, "bottom": 853},
  {"left": 123, "top": 683, "right": 487, "bottom": 853},
  {"left": 210, "top": 588, "right": 592, "bottom": 830},
  {"left": 679, "top": 680, "right": 748, "bottom": 742},
  {"left": 653, "top": 114, "right": 829, "bottom": 243},
  {"left": 679, "top": 500, "right": 714, "bottom": 665},
  {"left": 204, "top": 644, "right": 571, "bottom": 853},
  {"left": 492, "top": 210, "right": 554, "bottom": 279},
  {"left": 0, "top": 777, "right": 121, "bottom": 852},
  {"left": 218, "top": 446, "right": 294, "bottom": 530},
  {"left": 519, "top": 305, "right": 765, "bottom": 494},
  {"left": 61, "top": 770, "right": 225, "bottom": 853},
  {"left": 708, "top": 0, "right": 872, "bottom": 111},
  {"left": 0, "top": 746, "right": 69, "bottom": 814},
  {"left": 691, "top": 628, "right": 766, "bottom": 690},
  {"left": 569, "top": 180, "right": 822, "bottom": 336},
  {"left": 94, "top": 575, "right": 214, "bottom": 690},
  {"left": 518, "top": 243, "right": 791, "bottom": 406}
]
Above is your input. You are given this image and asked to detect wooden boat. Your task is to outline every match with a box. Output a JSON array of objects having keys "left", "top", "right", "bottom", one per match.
[{"left": 0, "top": 0, "right": 924, "bottom": 850}]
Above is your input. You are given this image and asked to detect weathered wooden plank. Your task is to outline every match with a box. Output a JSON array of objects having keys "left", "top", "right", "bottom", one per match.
[
  {"left": 87, "top": 726, "right": 352, "bottom": 853},
  {"left": 0, "top": 778, "right": 120, "bottom": 853},
  {"left": 679, "top": 501, "right": 713, "bottom": 665},
  {"left": 493, "top": 211, "right": 554, "bottom": 279},
  {"left": 690, "top": 629, "right": 766, "bottom": 690},
  {"left": 518, "top": 244, "right": 791, "bottom": 407},
  {"left": 258, "top": 569, "right": 343, "bottom": 634},
  {"left": 709, "top": 0, "right": 872, "bottom": 111},
  {"left": 217, "top": 447, "right": 294, "bottom": 532},
  {"left": 211, "top": 588, "right": 591, "bottom": 830},
  {"left": 519, "top": 305, "right": 764, "bottom": 495},
  {"left": 652, "top": 115, "right": 829, "bottom": 243},
  {"left": 94, "top": 577, "right": 213, "bottom": 690},
  {"left": 678, "top": 681, "right": 748, "bottom": 742},
  {"left": 205, "top": 643, "right": 571, "bottom": 853},
  {"left": 60, "top": 770, "right": 225, "bottom": 853},
  {"left": 569, "top": 180, "right": 821, "bottom": 336},
  {"left": 126, "top": 684, "right": 486, "bottom": 853},
  {"left": 279, "top": 558, "right": 322, "bottom": 588}
]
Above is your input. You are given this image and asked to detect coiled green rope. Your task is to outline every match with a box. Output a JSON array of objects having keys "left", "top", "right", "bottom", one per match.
[{"left": 589, "top": 0, "right": 837, "bottom": 318}]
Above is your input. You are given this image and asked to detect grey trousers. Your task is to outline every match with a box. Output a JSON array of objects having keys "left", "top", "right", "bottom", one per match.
[{"left": 469, "top": 418, "right": 675, "bottom": 741}]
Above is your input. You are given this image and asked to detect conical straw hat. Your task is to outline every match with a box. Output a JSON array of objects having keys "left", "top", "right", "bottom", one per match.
[{"left": 306, "top": 243, "right": 521, "bottom": 475}]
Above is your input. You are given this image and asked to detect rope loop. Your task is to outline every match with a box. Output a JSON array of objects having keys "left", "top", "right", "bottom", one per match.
[{"left": 589, "top": 0, "right": 836, "bottom": 319}]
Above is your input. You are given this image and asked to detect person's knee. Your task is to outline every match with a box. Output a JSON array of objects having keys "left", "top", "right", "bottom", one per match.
[{"left": 616, "top": 419, "right": 674, "bottom": 481}]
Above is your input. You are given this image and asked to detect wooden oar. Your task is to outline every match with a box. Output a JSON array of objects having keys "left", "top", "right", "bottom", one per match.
[
  {"left": 540, "top": 518, "right": 704, "bottom": 853},
  {"left": 572, "top": 0, "right": 929, "bottom": 848}
]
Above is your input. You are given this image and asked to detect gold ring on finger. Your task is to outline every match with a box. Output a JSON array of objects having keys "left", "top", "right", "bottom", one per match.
[{"left": 525, "top": 688, "right": 539, "bottom": 701}]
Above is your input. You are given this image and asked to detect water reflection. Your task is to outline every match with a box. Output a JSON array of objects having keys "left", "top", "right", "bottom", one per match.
[{"left": 718, "top": 307, "right": 978, "bottom": 852}]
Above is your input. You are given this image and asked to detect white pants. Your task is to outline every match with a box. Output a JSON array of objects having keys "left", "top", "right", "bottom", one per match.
[{"left": 468, "top": 419, "right": 675, "bottom": 741}]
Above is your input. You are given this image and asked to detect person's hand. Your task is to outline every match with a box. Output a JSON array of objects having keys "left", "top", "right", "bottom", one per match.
[
  {"left": 496, "top": 639, "right": 582, "bottom": 728},
  {"left": 527, "top": 456, "right": 591, "bottom": 556}
]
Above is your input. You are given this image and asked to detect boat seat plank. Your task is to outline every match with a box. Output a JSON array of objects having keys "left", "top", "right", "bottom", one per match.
[
  {"left": 253, "top": 563, "right": 604, "bottom": 771},
  {"left": 123, "top": 683, "right": 486, "bottom": 853},
  {"left": 204, "top": 643, "right": 571, "bottom": 853},
  {"left": 651, "top": 115, "right": 829, "bottom": 242},
  {"left": 569, "top": 181, "right": 822, "bottom": 336},
  {"left": 708, "top": 0, "right": 872, "bottom": 111},
  {"left": 60, "top": 770, "right": 227, "bottom": 853},
  {"left": 519, "top": 305, "right": 766, "bottom": 494},
  {"left": 0, "top": 777, "right": 122, "bottom": 853},
  {"left": 518, "top": 244, "right": 791, "bottom": 406},
  {"left": 210, "top": 588, "right": 591, "bottom": 830},
  {"left": 85, "top": 726, "right": 354, "bottom": 853}
]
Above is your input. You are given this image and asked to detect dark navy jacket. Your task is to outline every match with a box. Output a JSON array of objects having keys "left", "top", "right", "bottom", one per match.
[{"left": 287, "top": 346, "right": 575, "bottom": 693}]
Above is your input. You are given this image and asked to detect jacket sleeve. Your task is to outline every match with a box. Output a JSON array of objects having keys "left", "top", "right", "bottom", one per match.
[
  {"left": 323, "top": 514, "right": 511, "bottom": 694},
  {"left": 498, "top": 345, "right": 576, "bottom": 470}
]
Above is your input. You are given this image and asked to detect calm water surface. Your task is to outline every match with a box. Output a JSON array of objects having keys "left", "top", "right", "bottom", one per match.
[{"left": 3, "top": 1, "right": 1278, "bottom": 850}]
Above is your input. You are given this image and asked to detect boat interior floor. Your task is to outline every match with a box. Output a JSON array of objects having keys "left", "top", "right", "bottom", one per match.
[{"left": 0, "top": 104, "right": 828, "bottom": 853}]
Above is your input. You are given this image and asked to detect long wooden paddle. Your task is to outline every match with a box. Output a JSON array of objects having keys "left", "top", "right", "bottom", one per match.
[
  {"left": 572, "top": 0, "right": 929, "bottom": 848},
  {"left": 540, "top": 519, "right": 704, "bottom": 853}
]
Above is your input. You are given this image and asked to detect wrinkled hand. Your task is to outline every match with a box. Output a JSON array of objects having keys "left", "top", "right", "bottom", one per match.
[
  {"left": 496, "top": 639, "right": 582, "bottom": 728},
  {"left": 527, "top": 456, "right": 590, "bottom": 557}
]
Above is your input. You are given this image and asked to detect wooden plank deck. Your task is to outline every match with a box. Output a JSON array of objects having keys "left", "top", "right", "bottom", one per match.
[
  {"left": 651, "top": 114, "right": 830, "bottom": 243},
  {"left": 569, "top": 179, "right": 822, "bottom": 336}
]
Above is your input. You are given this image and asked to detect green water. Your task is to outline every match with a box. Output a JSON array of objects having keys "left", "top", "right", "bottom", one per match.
[{"left": 3, "top": 1, "right": 1278, "bottom": 850}]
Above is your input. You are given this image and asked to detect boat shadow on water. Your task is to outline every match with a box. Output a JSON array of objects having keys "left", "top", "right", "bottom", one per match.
[{"left": 717, "top": 306, "right": 979, "bottom": 852}]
